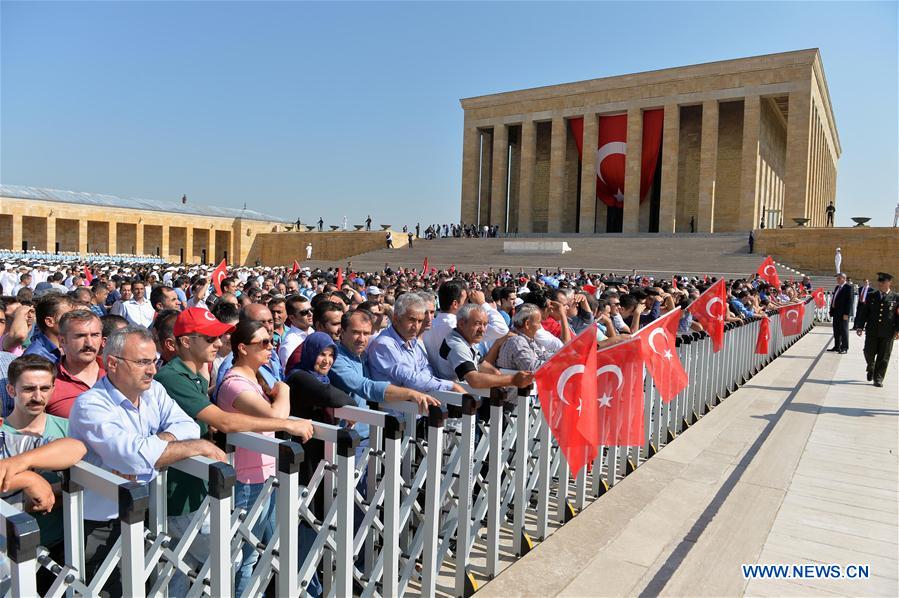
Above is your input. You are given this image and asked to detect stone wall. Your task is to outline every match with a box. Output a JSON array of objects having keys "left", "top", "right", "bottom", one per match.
[
  {"left": 675, "top": 105, "right": 702, "bottom": 231},
  {"left": 245, "top": 231, "right": 409, "bottom": 265},
  {"left": 713, "top": 100, "right": 745, "bottom": 231},
  {"left": 756, "top": 227, "right": 899, "bottom": 281},
  {"left": 532, "top": 122, "right": 551, "bottom": 232}
]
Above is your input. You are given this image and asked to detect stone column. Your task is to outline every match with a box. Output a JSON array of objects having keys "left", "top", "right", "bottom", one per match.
[
  {"left": 78, "top": 220, "right": 88, "bottom": 255},
  {"left": 11, "top": 214, "right": 22, "bottom": 252},
  {"left": 697, "top": 99, "right": 719, "bottom": 232},
  {"left": 161, "top": 226, "right": 170, "bottom": 259},
  {"left": 622, "top": 107, "right": 643, "bottom": 233},
  {"left": 518, "top": 119, "right": 536, "bottom": 233},
  {"left": 46, "top": 216, "right": 57, "bottom": 254},
  {"left": 108, "top": 221, "right": 117, "bottom": 255},
  {"left": 490, "top": 123, "right": 509, "bottom": 231},
  {"left": 460, "top": 126, "right": 481, "bottom": 224},
  {"left": 658, "top": 103, "right": 680, "bottom": 233},
  {"left": 547, "top": 116, "right": 567, "bottom": 232},
  {"left": 185, "top": 227, "right": 194, "bottom": 263},
  {"left": 784, "top": 87, "right": 811, "bottom": 224},
  {"left": 578, "top": 113, "right": 598, "bottom": 233},
  {"left": 208, "top": 229, "right": 217, "bottom": 264},
  {"left": 478, "top": 130, "right": 493, "bottom": 226},
  {"left": 738, "top": 95, "right": 761, "bottom": 231},
  {"left": 135, "top": 222, "right": 145, "bottom": 256}
]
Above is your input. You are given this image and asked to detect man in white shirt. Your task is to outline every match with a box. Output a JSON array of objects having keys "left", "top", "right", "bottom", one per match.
[{"left": 119, "top": 280, "right": 155, "bottom": 328}]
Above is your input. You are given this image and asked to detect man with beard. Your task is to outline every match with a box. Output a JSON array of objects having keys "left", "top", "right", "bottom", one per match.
[{"left": 46, "top": 310, "right": 105, "bottom": 418}]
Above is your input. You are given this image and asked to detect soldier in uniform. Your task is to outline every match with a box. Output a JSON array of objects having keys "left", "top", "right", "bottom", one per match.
[{"left": 853, "top": 272, "right": 899, "bottom": 387}]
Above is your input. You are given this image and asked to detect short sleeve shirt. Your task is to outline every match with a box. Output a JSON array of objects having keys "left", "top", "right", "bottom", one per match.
[
  {"left": 433, "top": 329, "right": 481, "bottom": 382},
  {"left": 216, "top": 372, "right": 276, "bottom": 484},
  {"left": 154, "top": 356, "right": 211, "bottom": 515}
]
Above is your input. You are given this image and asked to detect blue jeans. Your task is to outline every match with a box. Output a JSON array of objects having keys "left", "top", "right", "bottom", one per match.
[{"left": 234, "top": 482, "right": 276, "bottom": 597}]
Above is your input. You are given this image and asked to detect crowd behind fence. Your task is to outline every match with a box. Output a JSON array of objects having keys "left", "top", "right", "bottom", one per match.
[{"left": 1, "top": 299, "right": 816, "bottom": 597}]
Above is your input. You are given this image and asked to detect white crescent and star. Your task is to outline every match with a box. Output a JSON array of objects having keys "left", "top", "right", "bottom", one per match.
[
  {"left": 595, "top": 141, "right": 627, "bottom": 186},
  {"left": 647, "top": 328, "right": 673, "bottom": 360},
  {"left": 785, "top": 308, "right": 800, "bottom": 322},
  {"left": 596, "top": 364, "right": 623, "bottom": 408},
  {"left": 706, "top": 297, "right": 724, "bottom": 320},
  {"left": 763, "top": 264, "right": 777, "bottom": 277},
  {"left": 203, "top": 311, "right": 216, "bottom": 322},
  {"left": 556, "top": 364, "right": 584, "bottom": 406}
]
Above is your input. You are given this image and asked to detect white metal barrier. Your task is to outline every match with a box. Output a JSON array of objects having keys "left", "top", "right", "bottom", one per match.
[{"left": 0, "top": 300, "right": 815, "bottom": 597}]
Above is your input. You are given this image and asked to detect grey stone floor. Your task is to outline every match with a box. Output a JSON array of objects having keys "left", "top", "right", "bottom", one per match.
[{"left": 478, "top": 328, "right": 898, "bottom": 597}]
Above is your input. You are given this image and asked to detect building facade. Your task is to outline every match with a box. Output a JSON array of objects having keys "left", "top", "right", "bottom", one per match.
[
  {"left": 0, "top": 185, "right": 286, "bottom": 265},
  {"left": 459, "top": 49, "right": 840, "bottom": 234}
]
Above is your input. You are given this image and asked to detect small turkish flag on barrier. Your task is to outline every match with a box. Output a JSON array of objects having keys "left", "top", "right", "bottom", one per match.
[
  {"left": 812, "top": 288, "right": 826, "bottom": 309},
  {"left": 534, "top": 326, "right": 599, "bottom": 474},
  {"left": 757, "top": 256, "right": 781, "bottom": 289},
  {"left": 636, "top": 309, "right": 688, "bottom": 403},
  {"left": 688, "top": 279, "right": 727, "bottom": 352},
  {"left": 596, "top": 336, "right": 648, "bottom": 446},
  {"left": 756, "top": 317, "right": 770, "bottom": 354},
  {"left": 212, "top": 259, "right": 228, "bottom": 296},
  {"left": 779, "top": 302, "right": 805, "bottom": 336}
]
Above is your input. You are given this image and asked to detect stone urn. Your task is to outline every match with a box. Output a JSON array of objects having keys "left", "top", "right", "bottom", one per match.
[
  {"left": 792, "top": 217, "right": 810, "bottom": 227},
  {"left": 851, "top": 217, "right": 871, "bottom": 227},
  {"left": 380, "top": 224, "right": 392, "bottom": 231},
  {"left": 353, "top": 224, "right": 364, "bottom": 231},
  {"left": 305, "top": 225, "right": 316, "bottom": 232}
]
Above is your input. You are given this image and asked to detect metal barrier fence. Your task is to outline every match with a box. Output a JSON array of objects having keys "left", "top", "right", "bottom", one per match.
[{"left": 1, "top": 299, "right": 815, "bottom": 597}]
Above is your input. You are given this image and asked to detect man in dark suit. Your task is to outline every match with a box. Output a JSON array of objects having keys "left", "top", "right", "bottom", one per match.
[
  {"left": 854, "top": 272, "right": 899, "bottom": 387},
  {"left": 828, "top": 272, "right": 853, "bottom": 354}
]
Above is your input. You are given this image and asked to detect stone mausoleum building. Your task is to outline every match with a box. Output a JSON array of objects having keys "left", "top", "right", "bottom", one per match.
[
  {"left": 0, "top": 185, "right": 286, "bottom": 264},
  {"left": 459, "top": 49, "right": 840, "bottom": 234}
]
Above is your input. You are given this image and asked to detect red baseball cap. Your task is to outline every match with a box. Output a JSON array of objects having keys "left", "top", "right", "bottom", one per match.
[{"left": 173, "top": 307, "right": 235, "bottom": 337}]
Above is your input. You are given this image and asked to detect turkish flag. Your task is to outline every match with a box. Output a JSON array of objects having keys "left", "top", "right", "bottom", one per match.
[
  {"left": 755, "top": 317, "right": 770, "bottom": 354},
  {"left": 291, "top": 260, "right": 300, "bottom": 275},
  {"left": 812, "top": 288, "right": 826, "bottom": 309},
  {"left": 534, "top": 326, "right": 599, "bottom": 474},
  {"left": 211, "top": 259, "right": 228, "bottom": 296},
  {"left": 83, "top": 265, "right": 94, "bottom": 284},
  {"left": 335, "top": 267, "right": 344, "bottom": 289},
  {"left": 672, "top": 275, "right": 678, "bottom": 289},
  {"left": 779, "top": 302, "right": 805, "bottom": 336},
  {"left": 583, "top": 283, "right": 598, "bottom": 296},
  {"left": 422, "top": 257, "right": 429, "bottom": 277},
  {"left": 636, "top": 309, "right": 688, "bottom": 403},
  {"left": 688, "top": 279, "right": 727, "bottom": 352},
  {"left": 757, "top": 256, "right": 781, "bottom": 289},
  {"left": 569, "top": 109, "right": 664, "bottom": 209},
  {"left": 449, "top": 264, "right": 456, "bottom": 274},
  {"left": 596, "top": 336, "right": 648, "bottom": 446}
]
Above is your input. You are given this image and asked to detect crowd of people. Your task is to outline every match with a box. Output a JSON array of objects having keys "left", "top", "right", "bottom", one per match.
[{"left": 0, "top": 256, "right": 819, "bottom": 594}]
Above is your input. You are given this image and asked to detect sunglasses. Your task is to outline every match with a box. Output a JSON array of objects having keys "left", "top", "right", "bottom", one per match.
[
  {"left": 190, "top": 334, "right": 221, "bottom": 344},
  {"left": 247, "top": 338, "right": 273, "bottom": 348}
]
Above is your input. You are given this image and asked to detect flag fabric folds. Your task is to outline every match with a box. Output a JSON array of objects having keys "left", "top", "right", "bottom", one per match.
[
  {"left": 84, "top": 266, "right": 93, "bottom": 284},
  {"left": 291, "top": 260, "right": 300, "bottom": 275},
  {"left": 636, "top": 308, "right": 688, "bottom": 403},
  {"left": 812, "top": 288, "right": 826, "bottom": 309},
  {"left": 335, "top": 267, "right": 344, "bottom": 289},
  {"left": 211, "top": 259, "right": 228, "bottom": 296},
  {"left": 534, "top": 326, "right": 599, "bottom": 474},
  {"left": 688, "top": 279, "right": 727, "bottom": 352},
  {"left": 422, "top": 257, "right": 429, "bottom": 276},
  {"left": 595, "top": 336, "right": 648, "bottom": 446},
  {"left": 779, "top": 302, "right": 805, "bottom": 336},
  {"left": 755, "top": 317, "right": 770, "bottom": 354},
  {"left": 757, "top": 256, "right": 781, "bottom": 289}
]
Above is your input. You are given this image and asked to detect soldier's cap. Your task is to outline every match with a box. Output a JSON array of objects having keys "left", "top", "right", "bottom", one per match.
[{"left": 876, "top": 272, "right": 893, "bottom": 282}]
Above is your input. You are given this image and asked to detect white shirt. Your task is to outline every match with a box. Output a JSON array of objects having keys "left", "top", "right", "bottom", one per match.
[
  {"left": 120, "top": 299, "right": 155, "bottom": 328},
  {"left": 278, "top": 325, "right": 310, "bottom": 371},
  {"left": 535, "top": 328, "right": 563, "bottom": 354},
  {"left": 421, "top": 305, "right": 509, "bottom": 367}
]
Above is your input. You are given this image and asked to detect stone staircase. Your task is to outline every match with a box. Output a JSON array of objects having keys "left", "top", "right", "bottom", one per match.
[{"left": 305, "top": 232, "right": 830, "bottom": 284}]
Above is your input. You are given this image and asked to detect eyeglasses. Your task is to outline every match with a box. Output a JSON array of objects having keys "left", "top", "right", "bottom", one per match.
[
  {"left": 112, "top": 355, "right": 157, "bottom": 369},
  {"left": 297, "top": 309, "right": 312, "bottom": 316},
  {"left": 190, "top": 334, "right": 221, "bottom": 344},
  {"left": 247, "top": 338, "right": 273, "bottom": 348},
  {"left": 18, "top": 384, "right": 54, "bottom": 394}
]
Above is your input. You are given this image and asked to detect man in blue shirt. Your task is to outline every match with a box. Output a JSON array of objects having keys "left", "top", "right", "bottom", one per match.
[
  {"left": 23, "top": 293, "right": 74, "bottom": 364},
  {"left": 68, "top": 325, "right": 224, "bottom": 595}
]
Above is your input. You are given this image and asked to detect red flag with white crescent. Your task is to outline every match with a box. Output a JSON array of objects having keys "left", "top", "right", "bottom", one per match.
[
  {"left": 534, "top": 325, "right": 599, "bottom": 474},
  {"left": 636, "top": 309, "right": 688, "bottom": 403},
  {"left": 779, "top": 302, "right": 805, "bottom": 336},
  {"left": 596, "top": 336, "right": 648, "bottom": 446},
  {"left": 757, "top": 256, "right": 781, "bottom": 289},
  {"left": 83, "top": 265, "right": 94, "bottom": 284},
  {"left": 812, "top": 288, "right": 826, "bottom": 309},
  {"left": 291, "top": 260, "right": 300, "bottom": 275},
  {"left": 755, "top": 317, "right": 770, "bottom": 354},
  {"left": 688, "top": 279, "right": 727, "bottom": 352},
  {"left": 211, "top": 259, "right": 228, "bottom": 296},
  {"left": 569, "top": 109, "right": 664, "bottom": 209},
  {"left": 335, "top": 267, "right": 344, "bottom": 289}
]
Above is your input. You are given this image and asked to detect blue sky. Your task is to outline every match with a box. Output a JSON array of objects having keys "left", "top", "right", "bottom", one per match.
[{"left": 2, "top": 1, "right": 896, "bottom": 227}]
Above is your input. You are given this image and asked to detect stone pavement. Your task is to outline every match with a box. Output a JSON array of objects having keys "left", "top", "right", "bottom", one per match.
[{"left": 478, "top": 327, "right": 898, "bottom": 597}]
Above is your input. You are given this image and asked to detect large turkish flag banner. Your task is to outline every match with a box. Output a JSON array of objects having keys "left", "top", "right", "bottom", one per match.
[
  {"left": 688, "top": 279, "right": 727, "bottom": 352},
  {"left": 595, "top": 336, "right": 647, "bottom": 446},
  {"left": 780, "top": 302, "right": 805, "bottom": 336},
  {"left": 757, "top": 256, "right": 781, "bottom": 289},
  {"left": 535, "top": 326, "right": 599, "bottom": 474},
  {"left": 755, "top": 317, "right": 770, "bottom": 354},
  {"left": 211, "top": 259, "right": 228, "bottom": 296},
  {"left": 569, "top": 109, "right": 664, "bottom": 209},
  {"left": 637, "top": 309, "right": 688, "bottom": 403}
]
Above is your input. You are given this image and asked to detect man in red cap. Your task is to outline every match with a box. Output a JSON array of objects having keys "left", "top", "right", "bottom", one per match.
[{"left": 154, "top": 307, "right": 315, "bottom": 594}]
